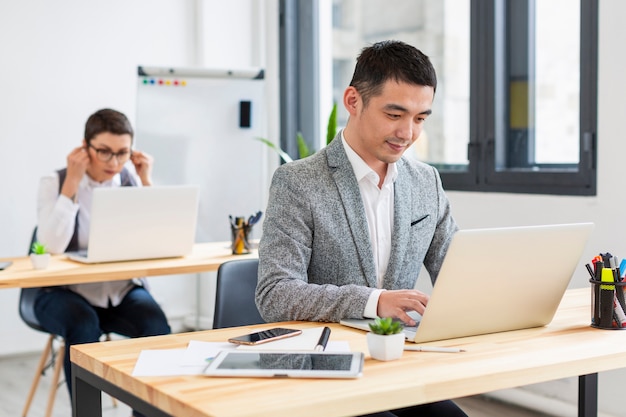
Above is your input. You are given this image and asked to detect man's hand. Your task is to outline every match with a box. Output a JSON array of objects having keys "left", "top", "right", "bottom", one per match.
[
  {"left": 130, "top": 150, "right": 154, "bottom": 186},
  {"left": 61, "top": 146, "right": 90, "bottom": 200},
  {"left": 377, "top": 289, "right": 430, "bottom": 326}
]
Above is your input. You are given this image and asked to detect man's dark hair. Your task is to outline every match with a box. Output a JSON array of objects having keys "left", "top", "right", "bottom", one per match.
[
  {"left": 349, "top": 40, "right": 437, "bottom": 106},
  {"left": 84, "top": 108, "right": 134, "bottom": 144}
]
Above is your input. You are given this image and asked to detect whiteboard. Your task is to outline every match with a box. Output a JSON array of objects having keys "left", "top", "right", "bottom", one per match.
[{"left": 135, "top": 66, "right": 267, "bottom": 242}]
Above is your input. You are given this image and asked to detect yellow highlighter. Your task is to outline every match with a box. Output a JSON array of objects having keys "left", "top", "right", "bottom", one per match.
[{"left": 600, "top": 268, "right": 616, "bottom": 328}]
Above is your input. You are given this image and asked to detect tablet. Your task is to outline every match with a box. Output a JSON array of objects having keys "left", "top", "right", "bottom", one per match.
[{"left": 203, "top": 351, "right": 364, "bottom": 379}]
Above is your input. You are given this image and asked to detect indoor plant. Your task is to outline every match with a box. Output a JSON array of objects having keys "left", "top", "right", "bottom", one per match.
[
  {"left": 30, "top": 241, "right": 50, "bottom": 270},
  {"left": 367, "top": 317, "right": 405, "bottom": 361},
  {"left": 256, "top": 103, "right": 337, "bottom": 163}
]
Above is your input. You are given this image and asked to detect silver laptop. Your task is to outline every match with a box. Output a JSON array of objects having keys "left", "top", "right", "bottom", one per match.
[
  {"left": 67, "top": 185, "right": 199, "bottom": 263},
  {"left": 340, "top": 223, "right": 594, "bottom": 343}
]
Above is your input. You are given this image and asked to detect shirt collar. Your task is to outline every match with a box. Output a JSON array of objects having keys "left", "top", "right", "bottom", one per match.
[
  {"left": 83, "top": 172, "right": 121, "bottom": 188},
  {"left": 341, "top": 130, "right": 398, "bottom": 186}
]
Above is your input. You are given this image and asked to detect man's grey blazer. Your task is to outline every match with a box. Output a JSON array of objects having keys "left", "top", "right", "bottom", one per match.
[{"left": 256, "top": 134, "right": 458, "bottom": 323}]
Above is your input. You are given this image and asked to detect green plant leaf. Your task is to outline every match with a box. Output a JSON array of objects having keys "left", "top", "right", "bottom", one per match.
[
  {"left": 254, "top": 137, "right": 293, "bottom": 163},
  {"left": 368, "top": 317, "right": 404, "bottom": 335},
  {"left": 255, "top": 103, "right": 336, "bottom": 162},
  {"left": 296, "top": 132, "right": 310, "bottom": 159},
  {"left": 31, "top": 241, "right": 47, "bottom": 255},
  {"left": 326, "top": 102, "right": 337, "bottom": 145}
]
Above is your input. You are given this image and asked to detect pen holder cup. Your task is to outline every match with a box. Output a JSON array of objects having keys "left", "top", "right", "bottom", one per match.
[
  {"left": 230, "top": 224, "right": 252, "bottom": 255},
  {"left": 589, "top": 278, "right": 626, "bottom": 329}
]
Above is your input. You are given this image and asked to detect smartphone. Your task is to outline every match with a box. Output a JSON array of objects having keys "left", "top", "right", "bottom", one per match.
[
  {"left": 0, "top": 261, "right": 12, "bottom": 270},
  {"left": 228, "top": 328, "right": 302, "bottom": 345}
]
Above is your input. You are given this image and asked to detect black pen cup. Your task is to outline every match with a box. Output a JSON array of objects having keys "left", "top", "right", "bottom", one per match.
[
  {"left": 589, "top": 278, "right": 626, "bottom": 329},
  {"left": 231, "top": 224, "right": 252, "bottom": 255}
]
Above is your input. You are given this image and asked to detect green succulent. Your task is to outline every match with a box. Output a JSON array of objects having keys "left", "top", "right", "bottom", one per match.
[
  {"left": 31, "top": 241, "right": 48, "bottom": 255},
  {"left": 368, "top": 317, "right": 404, "bottom": 335}
]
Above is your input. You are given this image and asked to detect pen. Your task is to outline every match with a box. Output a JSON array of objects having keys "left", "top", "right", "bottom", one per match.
[
  {"left": 404, "top": 346, "right": 465, "bottom": 353},
  {"left": 609, "top": 256, "right": 626, "bottom": 315},
  {"left": 314, "top": 326, "right": 331, "bottom": 351}
]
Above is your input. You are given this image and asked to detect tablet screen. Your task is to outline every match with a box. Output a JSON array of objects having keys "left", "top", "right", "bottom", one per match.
[
  {"left": 217, "top": 352, "right": 353, "bottom": 371},
  {"left": 204, "top": 351, "right": 364, "bottom": 378}
]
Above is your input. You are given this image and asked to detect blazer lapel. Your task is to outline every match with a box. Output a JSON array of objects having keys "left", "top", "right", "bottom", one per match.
[
  {"left": 382, "top": 160, "right": 412, "bottom": 289},
  {"left": 326, "top": 137, "right": 378, "bottom": 288}
]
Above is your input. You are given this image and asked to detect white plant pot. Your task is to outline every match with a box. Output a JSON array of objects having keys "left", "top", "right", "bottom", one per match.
[
  {"left": 366, "top": 332, "right": 405, "bottom": 361},
  {"left": 30, "top": 253, "right": 50, "bottom": 270}
]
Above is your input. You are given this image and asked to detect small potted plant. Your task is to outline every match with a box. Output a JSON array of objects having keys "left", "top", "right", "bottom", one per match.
[
  {"left": 367, "top": 317, "right": 405, "bottom": 361},
  {"left": 30, "top": 241, "right": 50, "bottom": 270}
]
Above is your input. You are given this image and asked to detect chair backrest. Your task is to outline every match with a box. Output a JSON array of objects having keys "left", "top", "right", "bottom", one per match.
[
  {"left": 213, "top": 259, "right": 265, "bottom": 329},
  {"left": 19, "top": 227, "right": 46, "bottom": 332}
]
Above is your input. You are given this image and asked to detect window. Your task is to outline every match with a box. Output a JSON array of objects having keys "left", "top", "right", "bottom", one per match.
[{"left": 279, "top": 0, "right": 598, "bottom": 195}]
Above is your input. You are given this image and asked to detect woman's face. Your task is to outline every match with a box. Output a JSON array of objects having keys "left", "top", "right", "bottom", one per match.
[{"left": 84, "top": 132, "right": 132, "bottom": 183}]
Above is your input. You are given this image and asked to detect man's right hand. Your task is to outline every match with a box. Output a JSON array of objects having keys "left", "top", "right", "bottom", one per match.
[
  {"left": 60, "top": 146, "right": 90, "bottom": 200},
  {"left": 376, "top": 289, "right": 430, "bottom": 326}
]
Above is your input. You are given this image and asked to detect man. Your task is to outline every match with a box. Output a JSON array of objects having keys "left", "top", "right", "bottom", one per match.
[
  {"left": 256, "top": 41, "right": 465, "bottom": 416},
  {"left": 34, "top": 108, "right": 170, "bottom": 416}
]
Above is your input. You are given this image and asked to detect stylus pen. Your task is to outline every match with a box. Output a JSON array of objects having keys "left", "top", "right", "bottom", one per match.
[
  {"left": 314, "top": 327, "right": 331, "bottom": 351},
  {"left": 404, "top": 346, "right": 465, "bottom": 353}
]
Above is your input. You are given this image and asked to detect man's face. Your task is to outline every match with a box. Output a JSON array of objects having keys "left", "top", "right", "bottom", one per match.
[{"left": 344, "top": 80, "right": 434, "bottom": 170}]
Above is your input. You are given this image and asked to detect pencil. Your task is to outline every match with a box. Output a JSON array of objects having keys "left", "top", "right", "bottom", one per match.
[{"left": 403, "top": 346, "right": 465, "bottom": 353}]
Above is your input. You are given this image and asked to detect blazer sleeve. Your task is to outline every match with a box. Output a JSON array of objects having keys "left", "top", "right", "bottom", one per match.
[{"left": 255, "top": 162, "right": 373, "bottom": 323}]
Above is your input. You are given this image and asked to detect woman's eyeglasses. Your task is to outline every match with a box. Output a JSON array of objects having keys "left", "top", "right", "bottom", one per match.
[{"left": 88, "top": 144, "right": 131, "bottom": 163}]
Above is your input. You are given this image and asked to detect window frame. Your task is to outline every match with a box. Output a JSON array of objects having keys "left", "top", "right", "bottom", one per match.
[
  {"left": 279, "top": 0, "right": 598, "bottom": 196},
  {"left": 439, "top": 0, "right": 598, "bottom": 195}
]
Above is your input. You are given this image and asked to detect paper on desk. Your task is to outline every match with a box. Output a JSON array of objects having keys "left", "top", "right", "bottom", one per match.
[
  {"left": 131, "top": 331, "right": 352, "bottom": 377},
  {"left": 181, "top": 341, "right": 235, "bottom": 366},
  {"left": 132, "top": 342, "right": 236, "bottom": 376}
]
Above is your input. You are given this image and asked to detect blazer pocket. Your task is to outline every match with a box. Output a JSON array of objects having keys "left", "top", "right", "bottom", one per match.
[{"left": 410, "top": 215, "right": 429, "bottom": 227}]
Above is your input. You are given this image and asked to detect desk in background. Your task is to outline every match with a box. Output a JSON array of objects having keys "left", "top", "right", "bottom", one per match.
[
  {"left": 0, "top": 242, "right": 257, "bottom": 289},
  {"left": 71, "top": 288, "right": 615, "bottom": 417}
]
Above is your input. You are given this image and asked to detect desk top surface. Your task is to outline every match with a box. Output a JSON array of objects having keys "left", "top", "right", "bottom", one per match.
[
  {"left": 71, "top": 288, "right": 626, "bottom": 417},
  {"left": 0, "top": 242, "right": 257, "bottom": 289}
]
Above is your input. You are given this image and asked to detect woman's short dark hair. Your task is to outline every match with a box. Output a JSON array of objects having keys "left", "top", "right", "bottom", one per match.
[
  {"left": 349, "top": 40, "right": 437, "bottom": 107},
  {"left": 84, "top": 108, "right": 134, "bottom": 144}
]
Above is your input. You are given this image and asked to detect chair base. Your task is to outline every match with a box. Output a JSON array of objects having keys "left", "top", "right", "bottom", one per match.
[
  {"left": 22, "top": 334, "right": 118, "bottom": 417},
  {"left": 22, "top": 334, "right": 64, "bottom": 417}
]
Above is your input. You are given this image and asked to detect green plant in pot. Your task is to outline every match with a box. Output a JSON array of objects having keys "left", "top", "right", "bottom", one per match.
[
  {"left": 367, "top": 317, "right": 405, "bottom": 361},
  {"left": 30, "top": 241, "right": 50, "bottom": 270},
  {"left": 256, "top": 103, "right": 338, "bottom": 163}
]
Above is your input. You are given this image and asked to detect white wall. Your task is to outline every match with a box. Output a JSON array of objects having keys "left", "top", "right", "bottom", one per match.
[
  {"left": 0, "top": 0, "right": 278, "bottom": 355},
  {"left": 0, "top": 0, "right": 624, "bottom": 415}
]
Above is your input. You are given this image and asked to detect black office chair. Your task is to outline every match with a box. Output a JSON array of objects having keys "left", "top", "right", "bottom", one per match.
[
  {"left": 212, "top": 259, "right": 265, "bottom": 329},
  {"left": 19, "top": 228, "right": 116, "bottom": 416},
  {"left": 19, "top": 228, "right": 65, "bottom": 417}
]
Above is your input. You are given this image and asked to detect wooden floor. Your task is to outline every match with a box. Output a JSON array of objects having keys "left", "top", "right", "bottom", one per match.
[{"left": 0, "top": 352, "right": 554, "bottom": 417}]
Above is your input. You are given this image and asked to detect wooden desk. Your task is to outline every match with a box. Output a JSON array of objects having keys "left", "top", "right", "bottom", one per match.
[
  {"left": 0, "top": 242, "right": 257, "bottom": 289},
  {"left": 71, "top": 288, "right": 615, "bottom": 417}
]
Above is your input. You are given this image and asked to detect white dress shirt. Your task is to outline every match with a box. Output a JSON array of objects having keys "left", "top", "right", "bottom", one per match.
[
  {"left": 341, "top": 132, "right": 398, "bottom": 318},
  {"left": 36, "top": 171, "right": 138, "bottom": 308}
]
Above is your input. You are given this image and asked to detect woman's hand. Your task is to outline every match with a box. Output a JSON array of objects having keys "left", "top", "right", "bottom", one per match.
[
  {"left": 130, "top": 150, "right": 154, "bottom": 186},
  {"left": 60, "top": 146, "right": 90, "bottom": 200}
]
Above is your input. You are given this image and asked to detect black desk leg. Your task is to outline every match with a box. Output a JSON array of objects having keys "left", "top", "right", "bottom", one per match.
[
  {"left": 578, "top": 373, "right": 598, "bottom": 417},
  {"left": 72, "top": 364, "right": 103, "bottom": 417}
]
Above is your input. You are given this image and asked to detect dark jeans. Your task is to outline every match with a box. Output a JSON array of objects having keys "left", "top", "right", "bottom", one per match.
[
  {"left": 361, "top": 400, "right": 468, "bottom": 417},
  {"left": 33, "top": 285, "right": 171, "bottom": 407}
]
